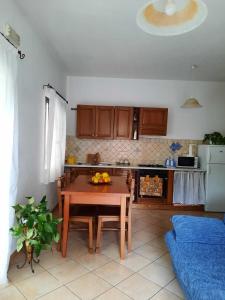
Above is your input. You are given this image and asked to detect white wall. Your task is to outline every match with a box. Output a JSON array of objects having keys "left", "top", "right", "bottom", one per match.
[
  {"left": 67, "top": 76, "right": 225, "bottom": 139},
  {"left": 0, "top": 0, "right": 66, "bottom": 211}
]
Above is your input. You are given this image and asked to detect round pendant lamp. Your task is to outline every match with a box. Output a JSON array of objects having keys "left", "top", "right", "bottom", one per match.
[{"left": 136, "top": 0, "right": 208, "bottom": 36}]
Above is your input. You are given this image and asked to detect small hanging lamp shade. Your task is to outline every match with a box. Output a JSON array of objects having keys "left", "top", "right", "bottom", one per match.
[
  {"left": 181, "top": 98, "right": 202, "bottom": 108},
  {"left": 136, "top": 0, "right": 208, "bottom": 36}
]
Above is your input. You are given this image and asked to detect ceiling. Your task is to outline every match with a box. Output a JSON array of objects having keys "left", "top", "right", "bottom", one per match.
[{"left": 15, "top": 0, "right": 225, "bottom": 81}]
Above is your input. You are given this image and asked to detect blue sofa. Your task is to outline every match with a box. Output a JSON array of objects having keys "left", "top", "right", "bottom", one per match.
[{"left": 165, "top": 215, "right": 225, "bottom": 300}]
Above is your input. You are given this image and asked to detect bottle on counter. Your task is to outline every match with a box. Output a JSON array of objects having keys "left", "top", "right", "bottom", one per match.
[{"left": 165, "top": 158, "right": 170, "bottom": 168}]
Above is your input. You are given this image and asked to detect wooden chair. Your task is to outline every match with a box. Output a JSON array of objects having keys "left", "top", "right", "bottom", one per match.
[
  {"left": 57, "top": 174, "right": 95, "bottom": 253},
  {"left": 96, "top": 174, "right": 135, "bottom": 253}
]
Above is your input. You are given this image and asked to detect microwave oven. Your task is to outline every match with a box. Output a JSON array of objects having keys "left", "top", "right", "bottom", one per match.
[{"left": 177, "top": 156, "right": 198, "bottom": 168}]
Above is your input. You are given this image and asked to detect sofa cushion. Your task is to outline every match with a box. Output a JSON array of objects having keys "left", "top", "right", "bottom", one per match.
[
  {"left": 172, "top": 215, "right": 225, "bottom": 245},
  {"left": 165, "top": 230, "right": 225, "bottom": 300}
]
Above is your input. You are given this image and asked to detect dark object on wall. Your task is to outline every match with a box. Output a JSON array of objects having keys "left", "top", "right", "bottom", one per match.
[
  {"left": 0, "top": 32, "right": 25, "bottom": 59},
  {"left": 203, "top": 132, "right": 225, "bottom": 145}
]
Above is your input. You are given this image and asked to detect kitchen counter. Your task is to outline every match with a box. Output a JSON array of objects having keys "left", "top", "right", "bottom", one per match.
[{"left": 64, "top": 163, "right": 205, "bottom": 172}]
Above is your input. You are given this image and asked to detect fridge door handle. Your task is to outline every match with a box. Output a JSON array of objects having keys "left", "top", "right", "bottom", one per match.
[
  {"left": 208, "top": 151, "right": 211, "bottom": 162},
  {"left": 207, "top": 165, "right": 211, "bottom": 175}
]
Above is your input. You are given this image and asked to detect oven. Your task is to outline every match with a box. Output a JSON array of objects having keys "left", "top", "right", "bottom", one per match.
[{"left": 136, "top": 167, "right": 168, "bottom": 200}]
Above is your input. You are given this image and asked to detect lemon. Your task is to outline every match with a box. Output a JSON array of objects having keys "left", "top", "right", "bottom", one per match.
[{"left": 102, "top": 172, "right": 109, "bottom": 178}]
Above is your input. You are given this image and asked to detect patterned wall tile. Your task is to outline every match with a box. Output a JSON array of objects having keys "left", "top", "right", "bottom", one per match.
[{"left": 66, "top": 136, "right": 202, "bottom": 165}]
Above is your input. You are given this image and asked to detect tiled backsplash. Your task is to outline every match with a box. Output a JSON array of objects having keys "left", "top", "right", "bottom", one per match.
[{"left": 66, "top": 136, "right": 202, "bottom": 165}]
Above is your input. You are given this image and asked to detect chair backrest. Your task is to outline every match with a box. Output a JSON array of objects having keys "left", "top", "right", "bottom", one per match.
[
  {"left": 56, "top": 174, "right": 67, "bottom": 203},
  {"left": 129, "top": 178, "right": 135, "bottom": 203}
]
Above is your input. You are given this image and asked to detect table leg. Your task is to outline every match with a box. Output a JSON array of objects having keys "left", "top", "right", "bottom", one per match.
[
  {"left": 120, "top": 196, "right": 126, "bottom": 260},
  {"left": 62, "top": 195, "right": 69, "bottom": 257}
]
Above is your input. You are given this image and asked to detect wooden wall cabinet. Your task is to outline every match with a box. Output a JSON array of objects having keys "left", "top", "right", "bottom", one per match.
[
  {"left": 77, "top": 105, "right": 114, "bottom": 139},
  {"left": 114, "top": 107, "right": 133, "bottom": 140},
  {"left": 77, "top": 105, "right": 168, "bottom": 139},
  {"left": 76, "top": 105, "right": 95, "bottom": 138},
  {"left": 139, "top": 107, "right": 168, "bottom": 136}
]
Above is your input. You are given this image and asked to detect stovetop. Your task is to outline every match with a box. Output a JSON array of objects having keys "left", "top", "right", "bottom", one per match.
[{"left": 138, "top": 164, "right": 165, "bottom": 168}]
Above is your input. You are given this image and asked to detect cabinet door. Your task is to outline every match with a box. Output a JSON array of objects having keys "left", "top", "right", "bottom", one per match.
[
  {"left": 95, "top": 106, "right": 114, "bottom": 139},
  {"left": 76, "top": 105, "right": 95, "bottom": 138},
  {"left": 139, "top": 108, "right": 168, "bottom": 136},
  {"left": 114, "top": 107, "right": 133, "bottom": 139}
]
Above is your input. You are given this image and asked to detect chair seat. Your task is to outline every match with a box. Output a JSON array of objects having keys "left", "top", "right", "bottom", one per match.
[{"left": 97, "top": 205, "right": 129, "bottom": 216}]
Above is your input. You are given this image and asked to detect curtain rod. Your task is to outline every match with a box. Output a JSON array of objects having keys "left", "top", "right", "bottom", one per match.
[
  {"left": 0, "top": 32, "right": 25, "bottom": 59},
  {"left": 43, "top": 84, "right": 68, "bottom": 104}
]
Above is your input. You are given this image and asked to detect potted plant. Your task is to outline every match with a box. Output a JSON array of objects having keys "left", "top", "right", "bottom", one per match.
[
  {"left": 10, "top": 196, "right": 62, "bottom": 272},
  {"left": 203, "top": 132, "right": 225, "bottom": 145}
]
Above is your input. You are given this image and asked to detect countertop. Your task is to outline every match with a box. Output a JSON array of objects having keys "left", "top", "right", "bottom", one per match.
[{"left": 64, "top": 163, "right": 205, "bottom": 172}]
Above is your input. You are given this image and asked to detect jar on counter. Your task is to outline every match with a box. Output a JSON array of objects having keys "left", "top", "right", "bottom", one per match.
[{"left": 67, "top": 155, "right": 76, "bottom": 165}]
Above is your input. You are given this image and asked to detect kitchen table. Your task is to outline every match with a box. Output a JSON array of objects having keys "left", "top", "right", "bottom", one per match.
[{"left": 61, "top": 175, "right": 130, "bottom": 259}]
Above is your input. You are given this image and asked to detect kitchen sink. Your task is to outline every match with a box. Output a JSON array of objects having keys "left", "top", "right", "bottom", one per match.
[{"left": 77, "top": 162, "right": 112, "bottom": 166}]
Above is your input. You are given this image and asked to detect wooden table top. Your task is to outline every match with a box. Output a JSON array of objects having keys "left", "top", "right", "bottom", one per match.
[{"left": 62, "top": 175, "right": 130, "bottom": 196}]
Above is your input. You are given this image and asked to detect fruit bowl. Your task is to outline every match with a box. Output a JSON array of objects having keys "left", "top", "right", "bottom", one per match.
[
  {"left": 90, "top": 172, "right": 111, "bottom": 185},
  {"left": 88, "top": 180, "right": 112, "bottom": 185}
]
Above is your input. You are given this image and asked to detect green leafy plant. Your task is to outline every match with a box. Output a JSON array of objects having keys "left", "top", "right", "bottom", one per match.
[
  {"left": 203, "top": 132, "right": 225, "bottom": 145},
  {"left": 10, "top": 196, "right": 62, "bottom": 257}
]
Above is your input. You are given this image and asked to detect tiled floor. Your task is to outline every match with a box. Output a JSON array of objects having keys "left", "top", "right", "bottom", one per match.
[{"left": 1, "top": 209, "right": 220, "bottom": 300}]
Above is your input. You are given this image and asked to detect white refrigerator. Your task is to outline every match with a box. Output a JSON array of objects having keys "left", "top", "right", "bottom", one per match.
[{"left": 198, "top": 145, "right": 225, "bottom": 212}]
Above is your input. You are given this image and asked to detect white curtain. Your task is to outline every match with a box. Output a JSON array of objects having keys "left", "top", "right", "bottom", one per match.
[
  {"left": 41, "top": 86, "right": 66, "bottom": 183},
  {"left": 0, "top": 38, "right": 18, "bottom": 285},
  {"left": 173, "top": 171, "right": 205, "bottom": 205}
]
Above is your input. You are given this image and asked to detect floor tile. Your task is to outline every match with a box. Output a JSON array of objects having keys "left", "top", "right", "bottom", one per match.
[
  {"left": 116, "top": 252, "right": 150, "bottom": 272},
  {"left": 165, "top": 279, "right": 185, "bottom": 299},
  {"left": 38, "top": 250, "right": 70, "bottom": 269},
  {"left": 14, "top": 271, "right": 61, "bottom": 300},
  {"left": 38, "top": 286, "right": 80, "bottom": 300},
  {"left": 94, "top": 261, "right": 133, "bottom": 285},
  {"left": 95, "top": 287, "right": 132, "bottom": 299},
  {"left": 151, "top": 288, "right": 182, "bottom": 300},
  {"left": 132, "top": 220, "right": 150, "bottom": 233},
  {"left": 0, "top": 282, "right": 11, "bottom": 291},
  {"left": 76, "top": 253, "right": 111, "bottom": 271},
  {"left": 67, "top": 240, "right": 90, "bottom": 258},
  {"left": 131, "top": 237, "right": 148, "bottom": 250},
  {"left": 0, "top": 285, "right": 25, "bottom": 300},
  {"left": 149, "top": 237, "right": 168, "bottom": 251},
  {"left": 67, "top": 272, "right": 111, "bottom": 300},
  {"left": 155, "top": 253, "right": 173, "bottom": 270},
  {"left": 139, "top": 262, "right": 175, "bottom": 287},
  {"left": 101, "top": 243, "right": 120, "bottom": 259},
  {"left": 8, "top": 262, "right": 45, "bottom": 283},
  {"left": 133, "top": 230, "right": 158, "bottom": 244},
  {"left": 117, "top": 273, "right": 161, "bottom": 300},
  {"left": 9, "top": 252, "right": 27, "bottom": 267},
  {"left": 47, "top": 259, "right": 89, "bottom": 284},
  {"left": 134, "top": 244, "right": 166, "bottom": 262}
]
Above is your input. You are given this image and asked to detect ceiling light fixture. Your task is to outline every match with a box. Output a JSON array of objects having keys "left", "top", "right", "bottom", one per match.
[
  {"left": 136, "top": 0, "right": 208, "bottom": 36},
  {"left": 181, "top": 64, "right": 203, "bottom": 108},
  {"left": 165, "top": 0, "right": 176, "bottom": 16},
  {"left": 181, "top": 98, "right": 202, "bottom": 108}
]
